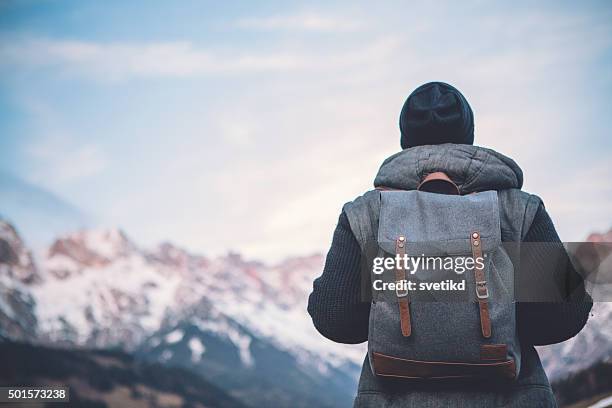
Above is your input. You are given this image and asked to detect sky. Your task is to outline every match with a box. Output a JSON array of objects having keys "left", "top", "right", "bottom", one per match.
[{"left": 0, "top": 0, "right": 611, "bottom": 261}]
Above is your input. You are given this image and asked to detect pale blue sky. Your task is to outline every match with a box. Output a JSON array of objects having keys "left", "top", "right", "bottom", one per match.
[{"left": 1, "top": 1, "right": 611, "bottom": 260}]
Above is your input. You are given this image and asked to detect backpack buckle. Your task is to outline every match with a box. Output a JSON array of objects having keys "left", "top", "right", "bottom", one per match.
[
  {"left": 476, "top": 281, "right": 489, "bottom": 299},
  {"left": 396, "top": 286, "right": 409, "bottom": 298}
]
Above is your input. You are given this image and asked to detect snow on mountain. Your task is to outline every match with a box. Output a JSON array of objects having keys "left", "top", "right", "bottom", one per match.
[
  {"left": 137, "top": 310, "right": 358, "bottom": 408},
  {"left": 537, "top": 228, "right": 612, "bottom": 381},
  {"left": 5, "top": 217, "right": 610, "bottom": 395},
  {"left": 538, "top": 302, "right": 612, "bottom": 381},
  {"left": 0, "top": 220, "right": 38, "bottom": 339},
  {"left": 0, "top": 225, "right": 361, "bottom": 407},
  {"left": 0, "top": 221, "right": 40, "bottom": 284},
  {"left": 27, "top": 227, "right": 364, "bottom": 375}
]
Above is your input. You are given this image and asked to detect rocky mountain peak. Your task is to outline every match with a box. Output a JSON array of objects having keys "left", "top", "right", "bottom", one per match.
[
  {"left": 47, "top": 228, "right": 136, "bottom": 274},
  {"left": 0, "top": 220, "right": 39, "bottom": 284},
  {"left": 586, "top": 228, "right": 612, "bottom": 243}
]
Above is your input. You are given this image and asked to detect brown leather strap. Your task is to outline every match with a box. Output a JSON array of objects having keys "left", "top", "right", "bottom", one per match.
[
  {"left": 417, "top": 171, "right": 460, "bottom": 195},
  {"left": 371, "top": 352, "right": 516, "bottom": 380},
  {"left": 471, "top": 231, "right": 491, "bottom": 338},
  {"left": 480, "top": 344, "right": 508, "bottom": 361},
  {"left": 398, "top": 298, "right": 411, "bottom": 337},
  {"left": 395, "top": 236, "right": 411, "bottom": 337}
]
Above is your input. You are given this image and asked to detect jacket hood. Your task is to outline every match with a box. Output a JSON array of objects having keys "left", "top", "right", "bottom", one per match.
[{"left": 374, "top": 144, "right": 523, "bottom": 194}]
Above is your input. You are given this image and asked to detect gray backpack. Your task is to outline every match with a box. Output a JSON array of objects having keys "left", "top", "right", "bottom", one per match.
[{"left": 368, "top": 173, "right": 520, "bottom": 381}]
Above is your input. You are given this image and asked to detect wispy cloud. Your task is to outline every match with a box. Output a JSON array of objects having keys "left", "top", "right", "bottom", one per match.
[
  {"left": 1, "top": 2, "right": 610, "bottom": 259},
  {"left": 0, "top": 39, "right": 306, "bottom": 79},
  {"left": 26, "top": 135, "right": 107, "bottom": 185},
  {"left": 0, "top": 36, "right": 397, "bottom": 81},
  {"left": 234, "top": 12, "right": 365, "bottom": 32},
  {"left": 11, "top": 98, "right": 109, "bottom": 186}
]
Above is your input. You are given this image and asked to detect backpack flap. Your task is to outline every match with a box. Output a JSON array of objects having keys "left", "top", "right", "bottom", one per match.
[{"left": 377, "top": 190, "right": 501, "bottom": 256}]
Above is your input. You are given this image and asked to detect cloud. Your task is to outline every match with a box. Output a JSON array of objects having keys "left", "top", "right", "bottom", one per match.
[
  {"left": 0, "top": 39, "right": 307, "bottom": 80},
  {"left": 234, "top": 12, "right": 365, "bottom": 32},
  {"left": 26, "top": 134, "right": 108, "bottom": 185},
  {"left": 2, "top": 3, "right": 610, "bottom": 260},
  {"left": 7, "top": 97, "right": 109, "bottom": 187},
  {"left": 0, "top": 36, "right": 398, "bottom": 81}
]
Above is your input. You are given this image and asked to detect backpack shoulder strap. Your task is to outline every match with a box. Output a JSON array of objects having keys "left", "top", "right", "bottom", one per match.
[
  {"left": 342, "top": 190, "right": 381, "bottom": 304},
  {"left": 497, "top": 189, "right": 542, "bottom": 241},
  {"left": 342, "top": 190, "right": 380, "bottom": 251}
]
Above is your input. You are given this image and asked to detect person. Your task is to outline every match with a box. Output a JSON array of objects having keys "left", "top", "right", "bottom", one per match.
[{"left": 307, "top": 82, "right": 592, "bottom": 407}]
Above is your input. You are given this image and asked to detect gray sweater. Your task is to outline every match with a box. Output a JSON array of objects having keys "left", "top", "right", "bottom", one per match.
[{"left": 308, "top": 205, "right": 591, "bottom": 345}]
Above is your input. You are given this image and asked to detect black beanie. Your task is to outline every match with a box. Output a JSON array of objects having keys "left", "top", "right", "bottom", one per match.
[{"left": 399, "top": 82, "right": 474, "bottom": 149}]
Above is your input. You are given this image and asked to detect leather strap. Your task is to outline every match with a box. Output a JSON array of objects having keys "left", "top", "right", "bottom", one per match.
[
  {"left": 417, "top": 171, "right": 460, "bottom": 195},
  {"left": 471, "top": 231, "right": 491, "bottom": 338},
  {"left": 480, "top": 344, "right": 508, "bottom": 361},
  {"left": 395, "top": 236, "right": 411, "bottom": 337},
  {"left": 372, "top": 352, "right": 516, "bottom": 380}
]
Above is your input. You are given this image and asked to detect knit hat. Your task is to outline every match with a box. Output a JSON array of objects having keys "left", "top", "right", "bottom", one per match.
[{"left": 399, "top": 82, "right": 474, "bottom": 149}]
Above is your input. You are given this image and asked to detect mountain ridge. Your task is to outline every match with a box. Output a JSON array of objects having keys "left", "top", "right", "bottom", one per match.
[
  {"left": 1, "top": 219, "right": 610, "bottom": 406},
  {"left": 0, "top": 220, "right": 361, "bottom": 407}
]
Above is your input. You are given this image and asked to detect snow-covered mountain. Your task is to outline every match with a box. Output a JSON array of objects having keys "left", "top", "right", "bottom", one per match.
[
  {"left": 32, "top": 227, "right": 364, "bottom": 364},
  {"left": 2, "top": 218, "right": 611, "bottom": 404},
  {"left": 537, "top": 302, "right": 612, "bottom": 381},
  {"left": 0, "top": 220, "right": 363, "bottom": 407},
  {"left": 537, "top": 228, "right": 612, "bottom": 381},
  {"left": 0, "top": 221, "right": 39, "bottom": 340}
]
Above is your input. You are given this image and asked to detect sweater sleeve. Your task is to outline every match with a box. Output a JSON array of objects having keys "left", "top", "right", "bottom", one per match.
[
  {"left": 307, "top": 211, "right": 370, "bottom": 344},
  {"left": 307, "top": 203, "right": 592, "bottom": 347},
  {"left": 516, "top": 203, "right": 592, "bottom": 346}
]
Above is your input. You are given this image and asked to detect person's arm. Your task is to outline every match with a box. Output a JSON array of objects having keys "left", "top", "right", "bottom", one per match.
[
  {"left": 517, "top": 203, "right": 592, "bottom": 346},
  {"left": 307, "top": 212, "right": 370, "bottom": 344}
]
